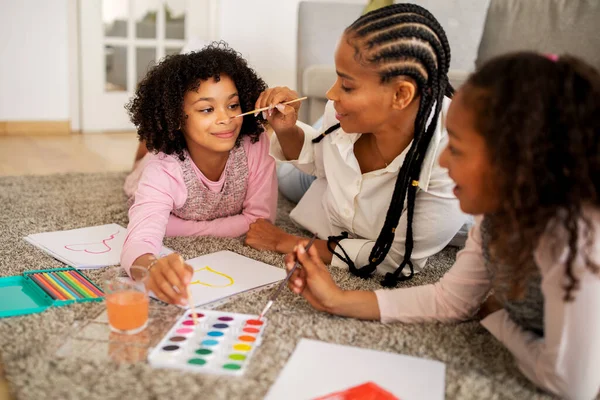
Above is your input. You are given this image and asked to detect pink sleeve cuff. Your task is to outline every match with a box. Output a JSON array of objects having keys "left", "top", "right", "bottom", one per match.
[
  {"left": 375, "top": 289, "right": 399, "bottom": 324},
  {"left": 120, "top": 239, "right": 161, "bottom": 276}
]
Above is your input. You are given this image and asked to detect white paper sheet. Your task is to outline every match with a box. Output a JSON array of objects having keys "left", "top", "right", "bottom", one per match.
[
  {"left": 266, "top": 339, "right": 446, "bottom": 400},
  {"left": 160, "top": 250, "right": 286, "bottom": 308},
  {"left": 24, "top": 224, "right": 173, "bottom": 269}
]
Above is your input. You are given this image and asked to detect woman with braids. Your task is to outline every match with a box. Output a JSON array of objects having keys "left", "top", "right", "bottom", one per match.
[
  {"left": 121, "top": 43, "right": 277, "bottom": 305},
  {"left": 285, "top": 52, "right": 600, "bottom": 398},
  {"left": 246, "top": 3, "right": 467, "bottom": 287}
]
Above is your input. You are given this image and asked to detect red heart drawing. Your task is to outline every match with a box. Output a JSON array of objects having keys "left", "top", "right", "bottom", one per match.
[{"left": 64, "top": 231, "right": 120, "bottom": 254}]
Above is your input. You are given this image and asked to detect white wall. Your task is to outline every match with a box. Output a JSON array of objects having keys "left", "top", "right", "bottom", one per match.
[
  {"left": 0, "top": 0, "right": 70, "bottom": 121},
  {"left": 218, "top": 0, "right": 367, "bottom": 90},
  {"left": 67, "top": 0, "right": 80, "bottom": 130},
  {"left": 0, "top": 0, "right": 363, "bottom": 124}
]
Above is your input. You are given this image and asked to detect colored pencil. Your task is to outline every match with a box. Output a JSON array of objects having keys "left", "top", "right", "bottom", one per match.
[
  {"left": 67, "top": 270, "right": 103, "bottom": 297},
  {"left": 49, "top": 272, "right": 81, "bottom": 299},
  {"left": 43, "top": 273, "right": 75, "bottom": 300},
  {"left": 49, "top": 272, "right": 80, "bottom": 299},
  {"left": 52, "top": 272, "right": 82, "bottom": 299},
  {"left": 59, "top": 271, "right": 93, "bottom": 298},
  {"left": 57, "top": 271, "right": 91, "bottom": 299},
  {"left": 35, "top": 273, "right": 67, "bottom": 300},
  {"left": 34, "top": 273, "right": 66, "bottom": 300},
  {"left": 29, "top": 273, "right": 60, "bottom": 300}
]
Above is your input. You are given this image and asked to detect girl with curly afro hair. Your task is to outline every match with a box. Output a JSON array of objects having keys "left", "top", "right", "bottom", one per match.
[
  {"left": 120, "top": 42, "right": 278, "bottom": 306},
  {"left": 283, "top": 53, "right": 600, "bottom": 398}
]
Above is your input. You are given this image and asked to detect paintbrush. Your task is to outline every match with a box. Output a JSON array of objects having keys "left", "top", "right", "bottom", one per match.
[
  {"left": 224, "top": 96, "right": 308, "bottom": 122},
  {"left": 178, "top": 254, "right": 199, "bottom": 324},
  {"left": 258, "top": 232, "right": 318, "bottom": 320},
  {"left": 187, "top": 288, "right": 199, "bottom": 325}
]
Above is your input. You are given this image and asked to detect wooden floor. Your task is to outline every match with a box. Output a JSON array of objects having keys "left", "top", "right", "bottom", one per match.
[
  {"left": 0, "top": 132, "right": 139, "bottom": 176},
  {"left": 0, "top": 353, "right": 13, "bottom": 400}
]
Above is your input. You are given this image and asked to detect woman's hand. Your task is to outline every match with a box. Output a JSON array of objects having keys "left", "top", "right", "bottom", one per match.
[
  {"left": 255, "top": 87, "right": 301, "bottom": 134},
  {"left": 136, "top": 253, "right": 193, "bottom": 305},
  {"left": 245, "top": 218, "right": 298, "bottom": 254}
]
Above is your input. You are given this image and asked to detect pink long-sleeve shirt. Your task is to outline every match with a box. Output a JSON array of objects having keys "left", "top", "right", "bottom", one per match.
[
  {"left": 375, "top": 211, "right": 600, "bottom": 399},
  {"left": 121, "top": 133, "right": 277, "bottom": 272}
]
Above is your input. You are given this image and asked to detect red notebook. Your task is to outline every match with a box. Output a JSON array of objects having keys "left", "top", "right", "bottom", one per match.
[{"left": 313, "top": 382, "right": 399, "bottom": 400}]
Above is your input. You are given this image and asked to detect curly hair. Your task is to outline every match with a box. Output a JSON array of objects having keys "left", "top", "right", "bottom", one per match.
[
  {"left": 463, "top": 52, "right": 600, "bottom": 300},
  {"left": 126, "top": 41, "right": 267, "bottom": 160}
]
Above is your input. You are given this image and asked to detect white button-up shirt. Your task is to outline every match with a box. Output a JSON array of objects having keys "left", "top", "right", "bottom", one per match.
[{"left": 270, "top": 99, "right": 467, "bottom": 275}]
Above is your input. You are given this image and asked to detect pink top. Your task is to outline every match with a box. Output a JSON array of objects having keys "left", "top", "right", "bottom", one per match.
[
  {"left": 121, "top": 133, "right": 277, "bottom": 272},
  {"left": 375, "top": 211, "right": 600, "bottom": 399},
  {"left": 170, "top": 141, "right": 250, "bottom": 222}
]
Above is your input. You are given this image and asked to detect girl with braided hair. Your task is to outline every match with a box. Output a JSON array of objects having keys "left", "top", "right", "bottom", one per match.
[
  {"left": 285, "top": 52, "right": 600, "bottom": 398},
  {"left": 246, "top": 3, "right": 467, "bottom": 287}
]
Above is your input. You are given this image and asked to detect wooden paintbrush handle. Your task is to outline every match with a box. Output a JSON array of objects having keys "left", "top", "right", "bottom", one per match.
[{"left": 236, "top": 96, "right": 308, "bottom": 118}]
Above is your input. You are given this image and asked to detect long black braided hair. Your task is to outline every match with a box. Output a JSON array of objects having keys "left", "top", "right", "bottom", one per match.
[{"left": 313, "top": 3, "right": 453, "bottom": 287}]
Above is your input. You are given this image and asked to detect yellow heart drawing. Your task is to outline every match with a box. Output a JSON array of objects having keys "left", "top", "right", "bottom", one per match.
[{"left": 190, "top": 266, "right": 234, "bottom": 288}]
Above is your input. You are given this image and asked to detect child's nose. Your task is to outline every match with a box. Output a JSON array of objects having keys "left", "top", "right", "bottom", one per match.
[{"left": 216, "top": 108, "right": 232, "bottom": 124}]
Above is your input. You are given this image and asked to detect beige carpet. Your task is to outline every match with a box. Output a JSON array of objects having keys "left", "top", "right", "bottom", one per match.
[{"left": 0, "top": 172, "right": 554, "bottom": 399}]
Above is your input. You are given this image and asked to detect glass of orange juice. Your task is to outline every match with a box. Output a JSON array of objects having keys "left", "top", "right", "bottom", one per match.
[{"left": 104, "top": 266, "right": 149, "bottom": 335}]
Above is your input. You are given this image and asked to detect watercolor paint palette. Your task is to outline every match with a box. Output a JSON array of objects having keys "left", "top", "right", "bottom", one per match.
[{"left": 148, "top": 309, "right": 266, "bottom": 376}]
